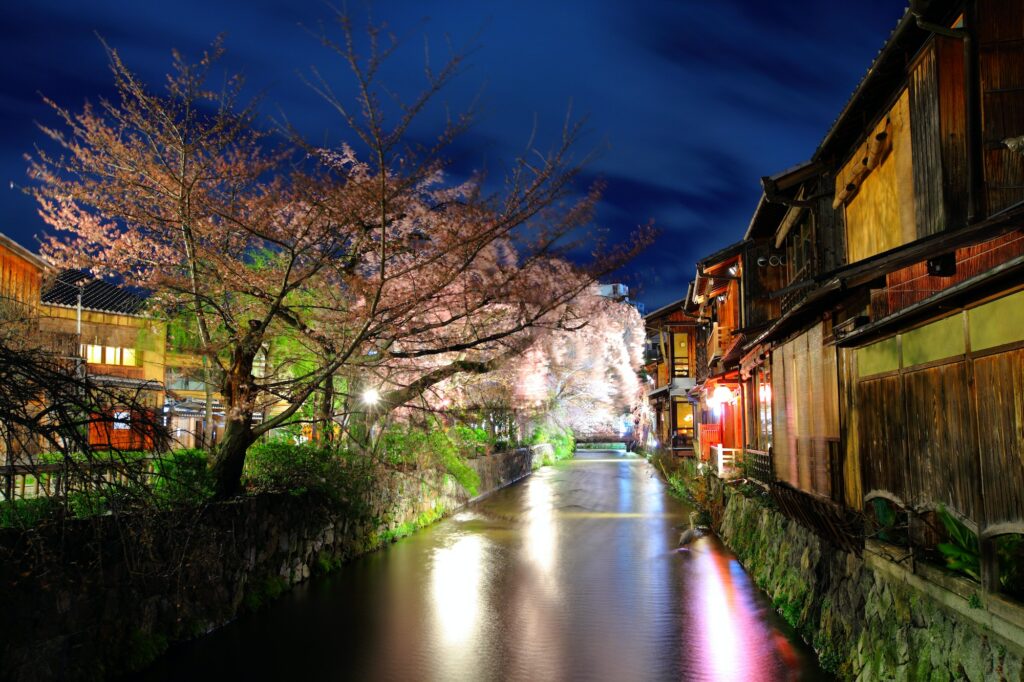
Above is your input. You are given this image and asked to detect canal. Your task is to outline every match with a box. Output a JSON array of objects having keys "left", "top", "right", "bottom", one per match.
[{"left": 137, "top": 451, "right": 829, "bottom": 681}]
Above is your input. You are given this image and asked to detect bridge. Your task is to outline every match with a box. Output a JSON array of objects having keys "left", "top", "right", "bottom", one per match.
[{"left": 574, "top": 431, "right": 633, "bottom": 445}]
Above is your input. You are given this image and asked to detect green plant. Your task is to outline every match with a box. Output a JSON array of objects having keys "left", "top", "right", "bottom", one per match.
[
  {"left": 968, "top": 592, "right": 983, "bottom": 609},
  {"left": 0, "top": 497, "right": 58, "bottom": 528},
  {"left": 936, "top": 505, "right": 980, "bottom": 581},
  {"left": 451, "top": 424, "right": 492, "bottom": 459},
  {"left": 152, "top": 449, "right": 212, "bottom": 505},
  {"left": 528, "top": 424, "right": 575, "bottom": 462}
]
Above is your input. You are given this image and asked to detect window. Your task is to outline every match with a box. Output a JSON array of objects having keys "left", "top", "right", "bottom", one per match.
[
  {"left": 673, "top": 397, "right": 694, "bottom": 448},
  {"left": 113, "top": 411, "right": 131, "bottom": 430},
  {"left": 84, "top": 344, "right": 103, "bottom": 364},
  {"left": 81, "top": 344, "right": 140, "bottom": 366},
  {"left": 672, "top": 332, "right": 690, "bottom": 378}
]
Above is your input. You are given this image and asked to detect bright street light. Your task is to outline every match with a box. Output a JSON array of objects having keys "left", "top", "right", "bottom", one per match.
[{"left": 361, "top": 387, "right": 381, "bottom": 406}]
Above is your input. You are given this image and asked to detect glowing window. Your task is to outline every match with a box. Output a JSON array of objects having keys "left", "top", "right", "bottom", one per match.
[
  {"left": 122, "top": 348, "right": 137, "bottom": 366},
  {"left": 83, "top": 344, "right": 103, "bottom": 364}
]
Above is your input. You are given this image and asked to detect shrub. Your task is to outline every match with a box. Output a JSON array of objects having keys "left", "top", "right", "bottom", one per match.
[
  {"left": 450, "top": 424, "right": 492, "bottom": 458},
  {"left": 377, "top": 422, "right": 480, "bottom": 495},
  {"left": 0, "top": 497, "right": 59, "bottom": 528},
  {"left": 152, "top": 449, "right": 212, "bottom": 506},
  {"left": 245, "top": 440, "right": 346, "bottom": 495},
  {"left": 244, "top": 440, "right": 381, "bottom": 519},
  {"left": 528, "top": 424, "right": 575, "bottom": 461}
]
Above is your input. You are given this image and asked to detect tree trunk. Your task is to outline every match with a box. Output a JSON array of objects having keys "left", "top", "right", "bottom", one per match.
[
  {"left": 209, "top": 321, "right": 262, "bottom": 498},
  {"left": 210, "top": 413, "right": 255, "bottom": 498}
]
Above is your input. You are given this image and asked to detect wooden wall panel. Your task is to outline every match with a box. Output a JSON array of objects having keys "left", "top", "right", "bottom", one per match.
[
  {"left": 937, "top": 36, "right": 968, "bottom": 229},
  {"left": 910, "top": 42, "right": 946, "bottom": 237},
  {"left": 973, "top": 348, "right": 1024, "bottom": 534},
  {"left": 904, "top": 363, "right": 980, "bottom": 524},
  {"left": 857, "top": 375, "right": 910, "bottom": 505},
  {"left": 843, "top": 91, "right": 918, "bottom": 263},
  {"left": 979, "top": 0, "right": 1024, "bottom": 213}
]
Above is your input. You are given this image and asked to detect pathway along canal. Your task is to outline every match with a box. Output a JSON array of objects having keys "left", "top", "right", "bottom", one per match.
[{"left": 136, "top": 450, "right": 830, "bottom": 681}]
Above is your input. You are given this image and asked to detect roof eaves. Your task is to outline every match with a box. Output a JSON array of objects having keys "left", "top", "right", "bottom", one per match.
[
  {"left": 0, "top": 232, "right": 48, "bottom": 272},
  {"left": 813, "top": 8, "right": 922, "bottom": 163}
]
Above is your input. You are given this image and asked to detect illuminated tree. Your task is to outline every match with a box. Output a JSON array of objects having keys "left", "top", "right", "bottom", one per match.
[{"left": 28, "top": 18, "right": 651, "bottom": 497}]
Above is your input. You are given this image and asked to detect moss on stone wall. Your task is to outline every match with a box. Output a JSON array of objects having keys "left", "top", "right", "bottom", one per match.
[{"left": 712, "top": 479, "right": 1024, "bottom": 681}]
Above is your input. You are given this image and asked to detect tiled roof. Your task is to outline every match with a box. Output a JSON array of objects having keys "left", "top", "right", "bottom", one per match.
[{"left": 42, "top": 270, "right": 146, "bottom": 315}]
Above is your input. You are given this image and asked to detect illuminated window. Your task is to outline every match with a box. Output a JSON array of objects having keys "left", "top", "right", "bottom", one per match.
[
  {"left": 81, "top": 344, "right": 139, "bottom": 366},
  {"left": 113, "top": 411, "right": 130, "bottom": 430},
  {"left": 672, "top": 332, "right": 690, "bottom": 378},
  {"left": 673, "top": 397, "right": 694, "bottom": 448},
  {"left": 83, "top": 344, "right": 103, "bottom": 364}
]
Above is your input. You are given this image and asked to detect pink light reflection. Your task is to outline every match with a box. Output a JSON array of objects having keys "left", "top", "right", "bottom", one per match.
[{"left": 692, "top": 541, "right": 797, "bottom": 681}]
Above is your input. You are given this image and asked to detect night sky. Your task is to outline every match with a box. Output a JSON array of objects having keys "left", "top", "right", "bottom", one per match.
[{"left": 1, "top": 1, "right": 904, "bottom": 310}]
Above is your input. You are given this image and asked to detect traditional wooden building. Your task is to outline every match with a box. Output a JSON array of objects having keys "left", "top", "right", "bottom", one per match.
[
  {"left": 692, "top": 0, "right": 1024, "bottom": 593},
  {"left": 39, "top": 271, "right": 167, "bottom": 451},
  {"left": 642, "top": 298, "right": 699, "bottom": 454}
]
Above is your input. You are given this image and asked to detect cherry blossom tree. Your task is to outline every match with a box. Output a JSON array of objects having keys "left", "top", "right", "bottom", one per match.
[
  {"left": 438, "top": 289, "right": 645, "bottom": 440},
  {"left": 27, "top": 17, "right": 652, "bottom": 498}
]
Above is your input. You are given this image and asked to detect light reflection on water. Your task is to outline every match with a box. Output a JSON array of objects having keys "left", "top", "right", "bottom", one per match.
[{"left": 134, "top": 451, "right": 831, "bottom": 682}]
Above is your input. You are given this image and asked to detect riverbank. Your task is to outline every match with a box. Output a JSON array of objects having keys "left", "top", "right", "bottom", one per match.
[
  {"left": 658, "top": 457, "right": 1024, "bottom": 681},
  {"left": 0, "top": 448, "right": 539, "bottom": 682}
]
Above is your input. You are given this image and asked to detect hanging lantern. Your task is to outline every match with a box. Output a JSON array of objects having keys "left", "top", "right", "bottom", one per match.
[{"left": 706, "top": 384, "right": 735, "bottom": 410}]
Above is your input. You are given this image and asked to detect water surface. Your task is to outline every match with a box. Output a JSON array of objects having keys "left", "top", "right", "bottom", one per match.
[{"left": 138, "top": 451, "right": 829, "bottom": 681}]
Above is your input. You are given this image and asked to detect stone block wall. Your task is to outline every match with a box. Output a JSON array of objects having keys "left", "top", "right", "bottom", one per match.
[
  {"left": 714, "top": 481, "right": 1024, "bottom": 681},
  {"left": 0, "top": 448, "right": 537, "bottom": 681}
]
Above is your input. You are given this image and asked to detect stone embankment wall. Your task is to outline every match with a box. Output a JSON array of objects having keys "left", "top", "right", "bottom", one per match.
[
  {"left": 712, "top": 479, "right": 1024, "bottom": 681},
  {"left": 0, "top": 448, "right": 537, "bottom": 682}
]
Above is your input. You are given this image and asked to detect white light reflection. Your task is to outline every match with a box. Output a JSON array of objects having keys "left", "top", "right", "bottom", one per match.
[
  {"left": 430, "top": 534, "right": 484, "bottom": 644},
  {"left": 525, "top": 473, "right": 557, "bottom": 576}
]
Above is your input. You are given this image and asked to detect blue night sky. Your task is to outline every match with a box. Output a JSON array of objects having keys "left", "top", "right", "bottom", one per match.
[{"left": 0, "top": 1, "right": 904, "bottom": 310}]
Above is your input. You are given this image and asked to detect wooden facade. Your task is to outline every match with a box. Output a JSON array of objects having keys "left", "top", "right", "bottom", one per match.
[
  {"left": 642, "top": 303, "right": 699, "bottom": 454},
  {"left": 675, "top": 0, "right": 1024, "bottom": 594}
]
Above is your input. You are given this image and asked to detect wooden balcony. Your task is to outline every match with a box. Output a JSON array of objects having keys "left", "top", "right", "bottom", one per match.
[{"left": 706, "top": 323, "right": 725, "bottom": 366}]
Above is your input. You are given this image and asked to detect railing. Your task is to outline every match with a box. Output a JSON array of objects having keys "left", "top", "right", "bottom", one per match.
[
  {"left": 744, "top": 447, "right": 773, "bottom": 483},
  {"left": 780, "top": 267, "right": 811, "bottom": 313},
  {"left": 1, "top": 459, "right": 155, "bottom": 501},
  {"left": 712, "top": 444, "right": 741, "bottom": 476},
  {"left": 698, "top": 423, "right": 722, "bottom": 460},
  {"left": 706, "top": 323, "right": 722, "bottom": 365}
]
